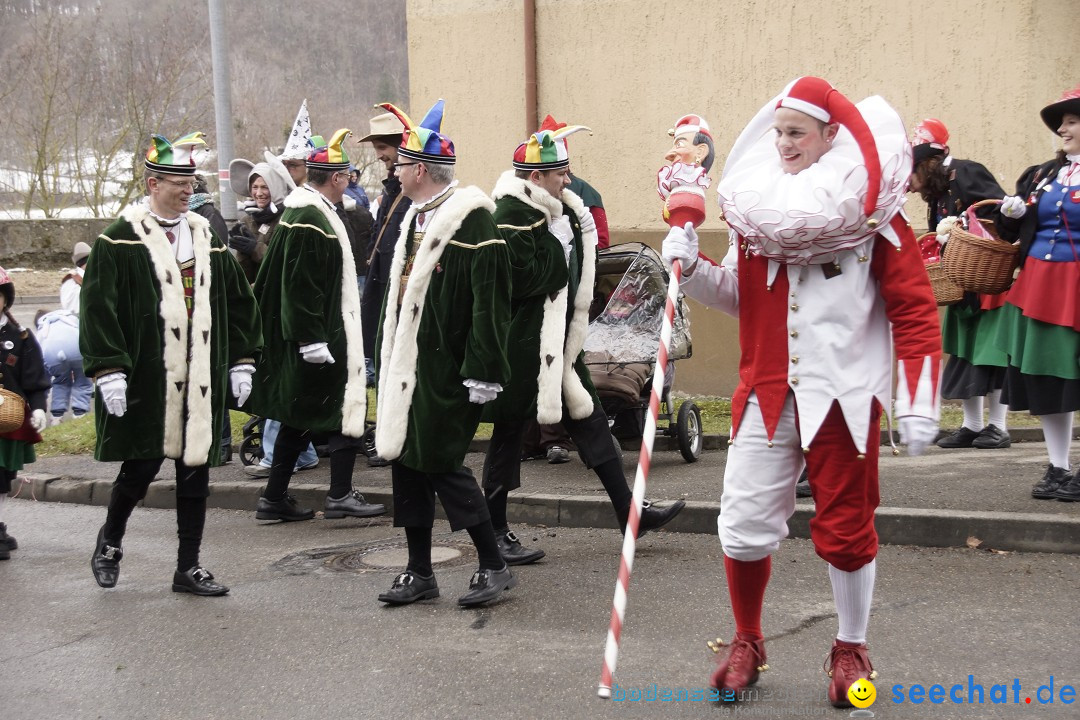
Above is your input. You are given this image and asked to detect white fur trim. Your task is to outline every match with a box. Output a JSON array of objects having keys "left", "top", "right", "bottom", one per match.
[
  {"left": 283, "top": 187, "right": 367, "bottom": 437},
  {"left": 376, "top": 186, "right": 496, "bottom": 460},
  {"left": 120, "top": 205, "right": 214, "bottom": 464},
  {"left": 559, "top": 188, "right": 597, "bottom": 421}
]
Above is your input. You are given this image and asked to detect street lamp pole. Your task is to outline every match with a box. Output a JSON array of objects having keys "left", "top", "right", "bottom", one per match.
[{"left": 207, "top": 0, "right": 237, "bottom": 221}]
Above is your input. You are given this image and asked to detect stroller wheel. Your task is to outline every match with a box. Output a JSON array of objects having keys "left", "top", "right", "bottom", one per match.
[
  {"left": 361, "top": 425, "right": 378, "bottom": 459},
  {"left": 676, "top": 401, "right": 703, "bottom": 463},
  {"left": 239, "top": 435, "right": 263, "bottom": 467}
]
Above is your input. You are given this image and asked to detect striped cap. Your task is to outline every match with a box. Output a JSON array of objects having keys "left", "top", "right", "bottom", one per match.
[
  {"left": 376, "top": 99, "right": 456, "bottom": 165},
  {"left": 306, "top": 129, "right": 352, "bottom": 171},
  {"left": 513, "top": 115, "right": 592, "bottom": 171},
  {"left": 145, "top": 132, "right": 206, "bottom": 176}
]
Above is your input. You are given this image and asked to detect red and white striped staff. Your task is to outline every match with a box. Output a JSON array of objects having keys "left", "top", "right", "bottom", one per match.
[{"left": 597, "top": 257, "right": 683, "bottom": 699}]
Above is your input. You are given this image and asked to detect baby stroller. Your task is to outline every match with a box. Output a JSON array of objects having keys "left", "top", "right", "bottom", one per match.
[
  {"left": 239, "top": 415, "right": 378, "bottom": 465},
  {"left": 583, "top": 242, "right": 701, "bottom": 462}
]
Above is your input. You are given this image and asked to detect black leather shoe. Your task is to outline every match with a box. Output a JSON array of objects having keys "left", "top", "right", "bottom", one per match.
[
  {"left": 972, "top": 425, "right": 1011, "bottom": 449},
  {"left": 255, "top": 494, "right": 315, "bottom": 522},
  {"left": 378, "top": 571, "right": 440, "bottom": 604},
  {"left": 496, "top": 529, "right": 545, "bottom": 565},
  {"left": 324, "top": 489, "right": 387, "bottom": 519},
  {"left": 458, "top": 565, "right": 517, "bottom": 607},
  {"left": 90, "top": 526, "right": 123, "bottom": 588},
  {"left": 367, "top": 455, "right": 390, "bottom": 468},
  {"left": 1053, "top": 473, "right": 1080, "bottom": 502},
  {"left": 172, "top": 566, "right": 229, "bottom": 596},
  {"left": 0, "top": 541, "right": 8, "bottom": 561},
  {"left": 1032, "top": 465, "right": 1072, "bottom": 499},
  {"left": 936, "top": 427, "right": 980, "bottom": 449},
  {"left": 795, "top": 468, "right": 812, "bottom": 498},
  {"left": 637, "top": 499, "right": 687, "bottom": 536},
  {"left": 0, "top": 522, "right": 17, "bottom": 551}
]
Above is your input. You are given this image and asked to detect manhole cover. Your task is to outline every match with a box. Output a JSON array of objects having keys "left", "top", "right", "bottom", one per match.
[{"left": 273, "top": 534, "right": 476, "bottom": 576}]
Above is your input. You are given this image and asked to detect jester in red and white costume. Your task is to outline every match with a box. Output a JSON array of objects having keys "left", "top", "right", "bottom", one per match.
[{"left": 662, "top": 77, "right": 942, "bottom": 708}]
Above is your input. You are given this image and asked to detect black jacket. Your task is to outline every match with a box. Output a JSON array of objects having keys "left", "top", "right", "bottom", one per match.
[
  {"left": 360, "top": 176, "right": 412, "bottom": 356},
  {"left": 998, "top": 155, "right": 1070, "bottom": 268},
  {"left": 336, "top": 199, "right": 374, "bottom": 277},
  {"left": 0, "top": 321, "right": 50, "bottom": 413},
  {"left": 926, "top": 157, "right": 1006, "bottom": 229}
]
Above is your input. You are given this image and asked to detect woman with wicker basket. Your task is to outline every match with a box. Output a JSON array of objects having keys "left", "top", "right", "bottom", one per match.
[
  {"left": 994, "top": 85, "right": 1080, "bottom": 502},
  {"left": 0, "top": 266, "right": 51, "bottom": 560},
  {"left": 909, "top": 119, "right": 1012, "bottom": 450}
]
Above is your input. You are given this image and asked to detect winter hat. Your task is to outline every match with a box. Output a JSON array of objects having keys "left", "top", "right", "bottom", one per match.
[
  {"left": 775, "top": 77, "right": 882, "bottom": 224},
  {"left": 1040, "top": 83, "right": 1080, "bottom": 133},
  {"left": 280, "top": 99, "right": 312, "bottom": 161},
  {"left": 911, "top": 118, "right": 950, "bottom": 166},
  {"left": 668, "top": 114, "right": 712, "bottom": 140},
  {"left": 0, "top": 265, "right": 13, "bottom": 308},
  {"left": 377, "top": 99, "right": 456, "bottom": 165},
  {"left": 306, "top": 129, "right": 352, "bottom": 171},
  {"left": 229, "top": 158, "right": 289, "bottom": 203},
  {"left": 72, "top": 241, "right": 91, "bottom": 266},
  {"left": 513, "top": 114, "right": 591, "bottom": 170},
  {"left": 144, "top": 131, "right": 206, "bottom": 176},
  {"left": 358, "top": 111, "right": 406, "bottom": 144}
]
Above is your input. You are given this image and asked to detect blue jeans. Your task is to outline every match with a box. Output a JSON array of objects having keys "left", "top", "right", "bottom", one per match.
[
  {"left": 47, "top": 356, "right": 93, "bottom": 416},
  {"left": 260, "top": 419, "right": 318, "bottom": 469}
]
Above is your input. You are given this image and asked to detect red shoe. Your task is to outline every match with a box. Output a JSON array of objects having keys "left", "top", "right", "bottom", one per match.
[
  {"left": 707, "top": 634, "right": 768, "bottom": 694},
  {"left": 825, "top": 639, "right": 877, "bottom": 708}
]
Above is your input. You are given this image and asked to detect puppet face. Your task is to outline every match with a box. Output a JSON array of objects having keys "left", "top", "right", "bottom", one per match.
[
  {"left": 774, "top": 108, "right": 837, "bottom": 174},
  {"left": 665, "top": 133, "right": 709, "bottom": 166}
]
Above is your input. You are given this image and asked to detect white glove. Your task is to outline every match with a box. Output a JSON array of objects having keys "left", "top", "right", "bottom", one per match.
[
  {"left": 1000, "top": 195, "right": 1027, "bottom": 220},
  {"left": 31, "top": 409, "right": 47, "bottom": 432},
  {"left": 300, "top": 342, "right": 335, "bottom": 364},
  {"left": 97, "top": 373, "right": 128, "bottom": 417},
  {"left": 463, "top": 378, "right": 502, "bottom": 405},
  {"left": 230, "top": 363, "right": 255, "bottom": 406},
  {"left": 549, "top": 215, "right": 574, "bottom": 260},
  {"left": 578, "top": 208, "right": 597, "bottom": 237},
  {"left": 935, "top": 216, "right": 958, "bottom": 245},
  {"left": 898, "top": 416, "right": 938, "bottom": 457},
  {"left": 661, "top": 222, "right": 699, "bottom": 268}
]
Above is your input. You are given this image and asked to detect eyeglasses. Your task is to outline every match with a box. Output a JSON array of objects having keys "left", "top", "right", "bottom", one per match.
[
  {"left": 392, "top": 162, "right": 420, "bottom": 170},
  {"left": 155, "top": 177, "right": 196, "bottom": 190},
  {"left": 335, "top": 172, "right": 351, "bottom": 182}
]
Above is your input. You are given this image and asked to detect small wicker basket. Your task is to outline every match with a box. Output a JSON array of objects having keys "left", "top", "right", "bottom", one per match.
[
  {"left": 0, "top": 388, "right": 26, "bottom": 433},
  {"left": 941, "top": 198, "right": 1019, "bottom": 295},
  {"left": 926, "top": 262, "right": 964, "bottom": 306}
]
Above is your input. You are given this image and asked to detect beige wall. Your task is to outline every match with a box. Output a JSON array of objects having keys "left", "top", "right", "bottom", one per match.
[{"left": 405, "top": 0, "right": 1073, "bottom": 395}]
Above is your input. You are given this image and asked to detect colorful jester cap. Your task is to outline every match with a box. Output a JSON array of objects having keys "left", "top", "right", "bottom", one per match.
[
  {"left": 513, "top": 115, "right": 591, "bottom": 170},
  {"left": 911, "top": 118, "right": 950, "bottom": 166},
  {"left": 306, "top": 129, "right": 352, "bottom": 171},
  {"left": 376, "top": 99, "right": 456, "bottom": 165},
  {"left": 144, "top": 132, "right": 206, "bottom": 175}
]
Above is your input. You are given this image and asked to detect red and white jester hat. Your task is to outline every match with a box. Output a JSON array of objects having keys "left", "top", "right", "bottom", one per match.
[
  {"left": 775, "top": 76, "right": 882, "bottom": 225},
  {"left": 911, "top": 118, "right": 950, "bottom": 166},
  {"left": 669, "top": 114, "right": 712, "bottom": 140}
]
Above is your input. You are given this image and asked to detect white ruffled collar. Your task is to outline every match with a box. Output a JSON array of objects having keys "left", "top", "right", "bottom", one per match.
[{"left": 717, "top": 95, "right": 911, "bottom": 266}]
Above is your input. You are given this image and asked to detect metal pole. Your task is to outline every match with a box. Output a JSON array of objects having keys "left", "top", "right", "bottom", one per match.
[{"left": 207, "top": 0, "right": 237, "bottom": 221}]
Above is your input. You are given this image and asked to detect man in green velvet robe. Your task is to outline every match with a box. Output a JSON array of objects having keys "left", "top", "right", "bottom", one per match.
[
  {"left": 481, "top": 116, "right": 686, "bottom": 566},
  {"left": 81, "top": 133, "right": 262, "bottom": 597},
  {"left": 247, "top": 129, "right": 385, "bottom": 523},
  {"left": 373, "top": 99, "right": 517, "bottom": 608}
]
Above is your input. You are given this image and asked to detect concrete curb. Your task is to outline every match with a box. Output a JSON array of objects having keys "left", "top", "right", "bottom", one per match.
[{"left": 15, "top": 473, "right": 1080, "bottom": 555}]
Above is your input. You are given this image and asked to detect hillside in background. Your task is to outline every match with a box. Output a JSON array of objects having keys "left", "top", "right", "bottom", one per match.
[{"left": 0, "top": 0, "right": 409, "bottom": 217}]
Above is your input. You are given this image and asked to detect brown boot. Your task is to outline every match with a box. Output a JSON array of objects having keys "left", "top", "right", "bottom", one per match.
[
  {"left": 707, "top": 633, "right": 767, "bottom": 695},
  {"left": 825, "top": 639, "right": 877, "bottom": 708}
]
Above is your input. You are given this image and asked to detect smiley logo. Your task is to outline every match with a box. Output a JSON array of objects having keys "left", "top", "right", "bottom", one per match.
[{"left": 847, "top": 678, "right": 876, "bottom": 708}]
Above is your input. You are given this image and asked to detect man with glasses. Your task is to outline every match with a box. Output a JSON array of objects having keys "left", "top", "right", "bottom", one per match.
[
  {"left": 82, "top": 132, "right": 262, "bottom": 596},
  {"left": 247, "top": 130, "right": 386, "bottom": 524}
]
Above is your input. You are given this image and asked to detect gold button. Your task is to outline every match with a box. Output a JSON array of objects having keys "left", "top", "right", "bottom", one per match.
[
  {"left": 767, "top": 441, "right": 774, "bottom": 448},
  {"left": 856, "top": 453, "right": 866, "bottom": 460},
  {"left": 790, "top": 377, "right": 799, "bottom": 385},
  {"left": 789, "top": 330, "right": 799, "bottom": 338},
  {"left": 802, "top": 447, "right": 810, "bottom": 454},
  {"left": 790, "top": 356, "right": 799, "bottom": 364},
  {"left": 790, "top": 303, "right": 799, "bottom": 311}
]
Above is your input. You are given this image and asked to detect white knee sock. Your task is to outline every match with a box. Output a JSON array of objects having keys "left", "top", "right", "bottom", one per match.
[
  {"left": 986, "top": 390, "right": 1007, "bottom": 431},
  {"left": 961, "top": 397, "right": 985, "bottom": 432},
  {"left": 1041, "top": 412, "right": 1074, "bottom": 470},
  {"left": 829, "top": 559, "right": 876, "bottom": 644}
]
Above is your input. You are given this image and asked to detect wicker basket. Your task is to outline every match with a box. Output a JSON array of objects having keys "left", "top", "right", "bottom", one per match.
[
  {"left": 926, "top": 262, "right": 963, "bottom": 306},
  {"left": 941, "top": 198, "right": 1019, "bottom": 295},
  {"left": 0, "top": 388, "right": 26, "bottom": 433}
]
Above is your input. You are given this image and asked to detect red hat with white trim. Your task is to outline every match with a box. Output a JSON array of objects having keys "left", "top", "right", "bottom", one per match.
[
  {"left": 1040, "top": 83, "right": 1080, "bottom": 133},
  {"left": 668, "top": 114, "right": 712, "bottom": 140},
  {"left": 911, "top": 118, "right": 950, "bottom": 166},
  {"left": 775, "top": 77, "right": 881, "bottom": 224}
]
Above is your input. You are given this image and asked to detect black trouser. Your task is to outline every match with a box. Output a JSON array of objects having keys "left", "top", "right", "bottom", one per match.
[
  {"left": 262, "top": 425, "right": 357, "bottom": 501},
  {"left": 102, "top": 457, "right": 210, "bottom": 572},
  {"left": 482, "top": 403, "right": 631, "bottom": 528},
  {"left": 391, "top": 461, "right": 491, "bottom": 531}
]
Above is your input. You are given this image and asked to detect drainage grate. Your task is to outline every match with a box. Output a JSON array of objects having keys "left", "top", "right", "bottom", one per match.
[{"left": 273, "top": 534, "right": 477, "bottom": 576}]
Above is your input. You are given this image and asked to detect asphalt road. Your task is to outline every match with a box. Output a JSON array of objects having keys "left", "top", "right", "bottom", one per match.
[{"left": 3, "top": 501, "right": 1079, "bottom": 719}]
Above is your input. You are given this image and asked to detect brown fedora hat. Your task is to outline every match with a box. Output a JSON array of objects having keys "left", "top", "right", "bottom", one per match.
[{"left": 358, "top": 111, "right": 406, "bottom": 143}]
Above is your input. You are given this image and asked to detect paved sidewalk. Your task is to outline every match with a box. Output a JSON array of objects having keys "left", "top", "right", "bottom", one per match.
[{"left": 16, "top": 434, "right": 1080, "bottom": 554}]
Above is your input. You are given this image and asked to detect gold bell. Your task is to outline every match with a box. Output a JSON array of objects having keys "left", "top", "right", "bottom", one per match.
[
  {"left": 707, "top": 638, "right": 726, "bottom": 653},
  {"left": 870, "top": 671, "right": 879, "bottom": 680},
  {"left": 892, "top": 448, "right": 900, "bottom": 456},
  {"left": 757, "top": 663, "right": 770, "bottom": 672},
  {"left": 867, "top": 218, "right": 878, "bottom": 228}
]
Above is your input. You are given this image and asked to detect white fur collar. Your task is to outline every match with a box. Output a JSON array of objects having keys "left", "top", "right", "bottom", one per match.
[{"left": 492, "top": 170, "right": 564, "bottom": 222}]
